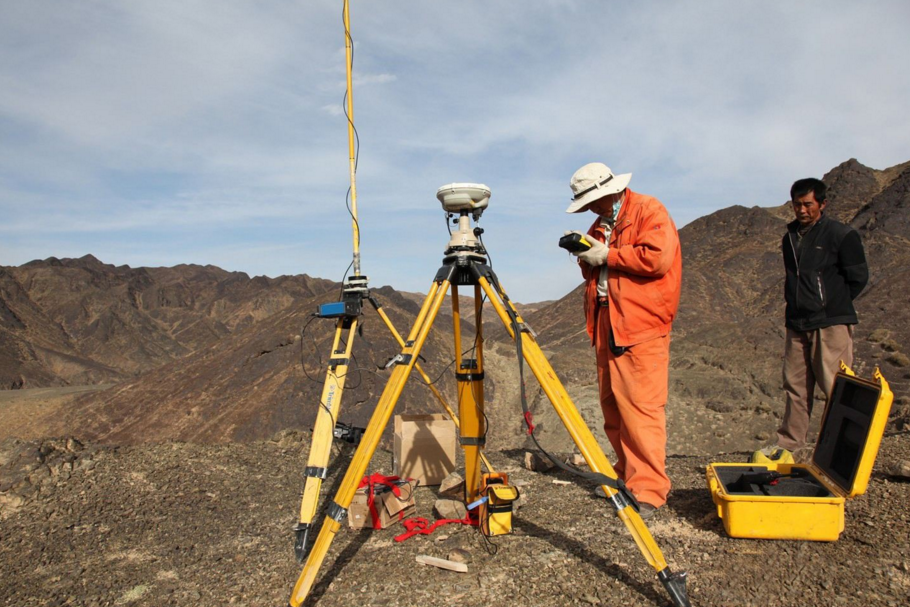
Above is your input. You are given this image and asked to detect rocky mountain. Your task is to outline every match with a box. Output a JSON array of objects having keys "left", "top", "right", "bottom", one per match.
[
  {"left": 492, "top": 159, "right": 906, "bottom": 457},
  {"left": 1, "top": 158, "right": 908, "bottom": 455},
  {"left": 39, "top": 286, "right": 478, "bottom": 444},
  {"left": 0, "top": 255, "right": 335, "bottom": 389}
]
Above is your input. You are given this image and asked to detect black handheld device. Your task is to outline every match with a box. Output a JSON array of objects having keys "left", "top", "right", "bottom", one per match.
[{"left": 558, "top": 233, "right": 592, "bottom": 252}]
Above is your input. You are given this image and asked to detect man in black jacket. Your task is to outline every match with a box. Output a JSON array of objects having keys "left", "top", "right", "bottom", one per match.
[{"left": 762, "top": 178, "right": 868, "bottom": 459}]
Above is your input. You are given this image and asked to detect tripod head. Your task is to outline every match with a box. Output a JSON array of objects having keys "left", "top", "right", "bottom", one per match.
[{"left": 437, "top": 183, "right": 491, "bottom": 261}]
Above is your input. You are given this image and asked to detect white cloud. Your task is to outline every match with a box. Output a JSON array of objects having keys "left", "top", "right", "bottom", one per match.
[{"left": 2, "top": 1, "right": 909, "bottom": 302}]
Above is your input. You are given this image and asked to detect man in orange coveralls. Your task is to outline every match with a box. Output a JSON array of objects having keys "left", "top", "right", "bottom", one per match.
[{"left": 565, "top": 162, "right": 682, "bottom": 518}]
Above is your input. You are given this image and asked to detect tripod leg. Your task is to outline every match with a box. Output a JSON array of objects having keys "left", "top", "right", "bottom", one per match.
[
  {"left": 453, "top": 284, "right": 486, "bottom": 502},
  {"left": 369, "top": 297, "right": 493, "bottom": 474},
  {"left": 289, "top": 278, "right": 451, "bottom": 606},
  {"left": 476, "top": 273, "right": 690, "bottom": 607},
  {"left": 294, "top": 317, "right": 358, "bottom": 561}
]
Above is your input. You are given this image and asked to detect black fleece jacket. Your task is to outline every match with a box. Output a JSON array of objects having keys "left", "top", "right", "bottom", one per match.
[{"left": 783, "top": 214, "right": 868, "bottom": 332}]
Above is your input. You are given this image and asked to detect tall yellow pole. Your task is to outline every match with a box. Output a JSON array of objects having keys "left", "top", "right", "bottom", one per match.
[{"left": 343, "top": 0, "right": 361, "bottom": 276}]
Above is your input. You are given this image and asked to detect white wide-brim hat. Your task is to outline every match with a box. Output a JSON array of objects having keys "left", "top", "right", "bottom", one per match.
[{"left": 566, "top": 162, "right": 632, "bottom": 213}]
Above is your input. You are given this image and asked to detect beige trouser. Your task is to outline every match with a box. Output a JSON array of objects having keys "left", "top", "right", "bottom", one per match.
[{"left": 777, "top": 325, "right": 854, "bottom": 450}]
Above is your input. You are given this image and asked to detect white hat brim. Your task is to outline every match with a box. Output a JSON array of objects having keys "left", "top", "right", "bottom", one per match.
[{"left": 565, "top": 172, "right": 632, "bottom": 213}]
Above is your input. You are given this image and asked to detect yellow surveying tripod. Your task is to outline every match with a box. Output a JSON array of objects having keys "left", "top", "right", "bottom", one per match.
[
  {"left": 293, "top": 0, "right": 491, "bottom": 561},
  {"left": 288, "top": 184, "right": 690, "bottom": 607}
]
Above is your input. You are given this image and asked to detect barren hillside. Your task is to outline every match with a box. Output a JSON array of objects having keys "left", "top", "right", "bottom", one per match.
[
  {"left": 0, "top": 256, "right": 335, "bottom": 389},
  {"left": 2, "top": 158, "right": 909, "bottom": 458}
]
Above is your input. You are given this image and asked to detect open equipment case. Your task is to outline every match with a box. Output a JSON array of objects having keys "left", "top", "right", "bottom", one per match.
[{"left": 706, "top": 366, "right": 893, "bottom": 541}]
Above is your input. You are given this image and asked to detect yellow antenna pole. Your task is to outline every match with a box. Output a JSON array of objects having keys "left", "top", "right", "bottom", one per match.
[
  {"left": 290, "top": 0, "right": 491, "bottom": 568},
  {"left": 343, "top": 0, "right": 361, "bottom": 277}
]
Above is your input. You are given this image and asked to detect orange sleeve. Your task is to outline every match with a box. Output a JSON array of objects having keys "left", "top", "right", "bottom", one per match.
[{"left": 606, "top": 201, "right": 678, "bottom": 278}]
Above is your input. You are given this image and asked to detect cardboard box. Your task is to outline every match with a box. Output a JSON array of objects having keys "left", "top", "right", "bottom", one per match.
[
  {"left": 348, "top": 479, "right": 418, "bottom": 529},
  {"left": 393, "top": 414, "right": 456, "bottom": 486},
  {"left": 706, "top": 368, "right": 893, "bottom": 541}
]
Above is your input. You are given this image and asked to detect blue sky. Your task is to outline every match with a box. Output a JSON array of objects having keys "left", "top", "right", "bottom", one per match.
[{"left": 2, "top": 1, "right": 909, "bottom": 303}]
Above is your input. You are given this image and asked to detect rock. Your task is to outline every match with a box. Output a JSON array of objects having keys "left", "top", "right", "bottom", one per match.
[
  {"left": 513, "top": 491, "right": 526, "bottom": 511},
  {"left": 881, "top": 339, "right": 901, "bottom": 352},
  {"left": 706, "top": 400, "right": 736, "bottom": 413},
  {"left": 28, "top": 467, "right": 51, "bottom": 484},
  {"left": 269, "top": 429, "right": 304, "bottom": 448},
  {"left": 882, "top": 460, "right": 910, "bottom": 479},
  {"left": 0, "top": 492, "right": 25, "bottom": 517},
  {"left": 447, "top": 548, "right": 472, "bottom": 564},
  {"left": 524, "top": 451, "right": 555, "bottom": 472},
  {"left": 565, "top": 453, "right": 587, "bottom": 467},
  {"left": 886, "top": 352, "right": 910, "bottom": 368},
  {"left": 438, "top": 472, "right": 465, "bottom": 499},
  {"left": 867, "top": 329, "right": 891, "bottom": 343},
  {"left": 434, "top": 498, "right": 467, "bottom": 520}
]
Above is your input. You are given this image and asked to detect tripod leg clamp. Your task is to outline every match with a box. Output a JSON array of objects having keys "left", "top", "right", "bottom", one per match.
[
  {"left": 607, "top": 483, "right": 641, "bottom": 513},
  {"left": 459, "top": 437, "right": 486, "bottom": 446},
  {"left": 589, "top": 472, "right": 640, "bottom": 513},
  {"left": 305, "top": 466, "right": 328, "bottom": 480},
  {"left": 384, "top": 353, "right": 413, "bottom": 369},
  {"left": 326, "top": 502, "right": 348, "bottom": 523}
]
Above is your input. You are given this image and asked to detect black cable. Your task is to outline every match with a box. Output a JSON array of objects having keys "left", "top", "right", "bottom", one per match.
[
  {"left": 299, "top": 314, "right": 326, "bottom": 383},
  {"left": 477, "top": 228, "right": 491, "bottom": 267},
  {"left": 341, "top": 1, "right": 362, "bottom": 258},
  {"left": 484, "top": 269, "right": 636, "bottom": 507},
  {"left": 298, "top": 314, "right": 338, "bottom": 425},
  {"left": 338, "top": 259, "right": 354, "bottom": 300},
  {"left": 464, "top": 291, "right": 489, "bottom": 444},
  {"left": 478, "top": 523, "right": 500, "bottom": 555},
  {"left": 345, "top": 186, "right": 362, "bottom": 252},
  {"left": 414, "top": 355, "right": 459, "bottom": 387}
]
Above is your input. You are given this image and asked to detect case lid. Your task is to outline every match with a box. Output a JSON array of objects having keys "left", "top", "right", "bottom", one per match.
[{"left": 812, "top": 368, "right": 893, "bottom": 498}]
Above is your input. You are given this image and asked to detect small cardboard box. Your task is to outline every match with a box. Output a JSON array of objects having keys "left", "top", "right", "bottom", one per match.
[
  {"left": 348, "top": 479, "right": 418, "bottom": 529},
  {"left": 706, "top": 368, "right": 893, "bottom": 541},
  {"left": 393, "top": 414, "right": 456, "bottom": 486}
]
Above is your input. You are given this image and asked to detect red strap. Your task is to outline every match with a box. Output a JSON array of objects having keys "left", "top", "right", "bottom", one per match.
[
  {"left": 357, "top": 473, "right": 403, "bottom": 530},
  {"left": 393, "top": 516, "right": 477, "bottom": 542}
]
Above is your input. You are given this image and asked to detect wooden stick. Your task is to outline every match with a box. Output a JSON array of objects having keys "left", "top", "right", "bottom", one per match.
[{"left": 416, "top": 554, "right": 468, "bottom": 573}]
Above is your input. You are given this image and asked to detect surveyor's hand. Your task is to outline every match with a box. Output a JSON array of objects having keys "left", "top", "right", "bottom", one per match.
[{"left": 575, "top": 236, "right": 608, "bottom": 266}]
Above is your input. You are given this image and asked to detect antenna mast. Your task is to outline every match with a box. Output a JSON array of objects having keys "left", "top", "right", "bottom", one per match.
[{"left": 343, "top": 0, "right": 361, "bottom": 277}]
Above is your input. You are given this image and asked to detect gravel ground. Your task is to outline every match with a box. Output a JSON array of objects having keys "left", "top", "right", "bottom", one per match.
[{"left": 2, "top": 431, "right": 909, "bottom": 607}]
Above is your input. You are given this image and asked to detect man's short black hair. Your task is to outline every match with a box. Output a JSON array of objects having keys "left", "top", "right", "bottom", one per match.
[{"left": 790, "top": 178, "right": 827, "bottom": 203}]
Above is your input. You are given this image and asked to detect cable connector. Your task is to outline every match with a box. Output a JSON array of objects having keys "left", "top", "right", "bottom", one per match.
[
  {"left": 383, "top": 353, "right": 413, "bottom": 369},
  {"left": 333, "top": 422, "right": 365, "bottom": 445}
]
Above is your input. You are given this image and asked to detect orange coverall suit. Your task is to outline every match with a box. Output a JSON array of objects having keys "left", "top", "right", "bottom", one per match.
[{"left": 579, "top": 189, "right": 682, "bottom": 508}]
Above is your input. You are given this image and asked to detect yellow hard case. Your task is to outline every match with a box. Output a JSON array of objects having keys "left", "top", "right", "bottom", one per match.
[{"left": 705, "top": 368, "right": 893, "bottom": 541}]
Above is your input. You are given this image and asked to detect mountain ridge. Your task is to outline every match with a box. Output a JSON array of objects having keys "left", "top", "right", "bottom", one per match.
[{"left": 2, "top": 157, "right": 908, "bottom": 453}]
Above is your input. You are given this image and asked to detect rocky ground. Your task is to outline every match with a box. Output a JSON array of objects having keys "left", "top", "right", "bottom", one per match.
[{"left": 2, "top": 429, "right": 909, "bottom": 607}]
